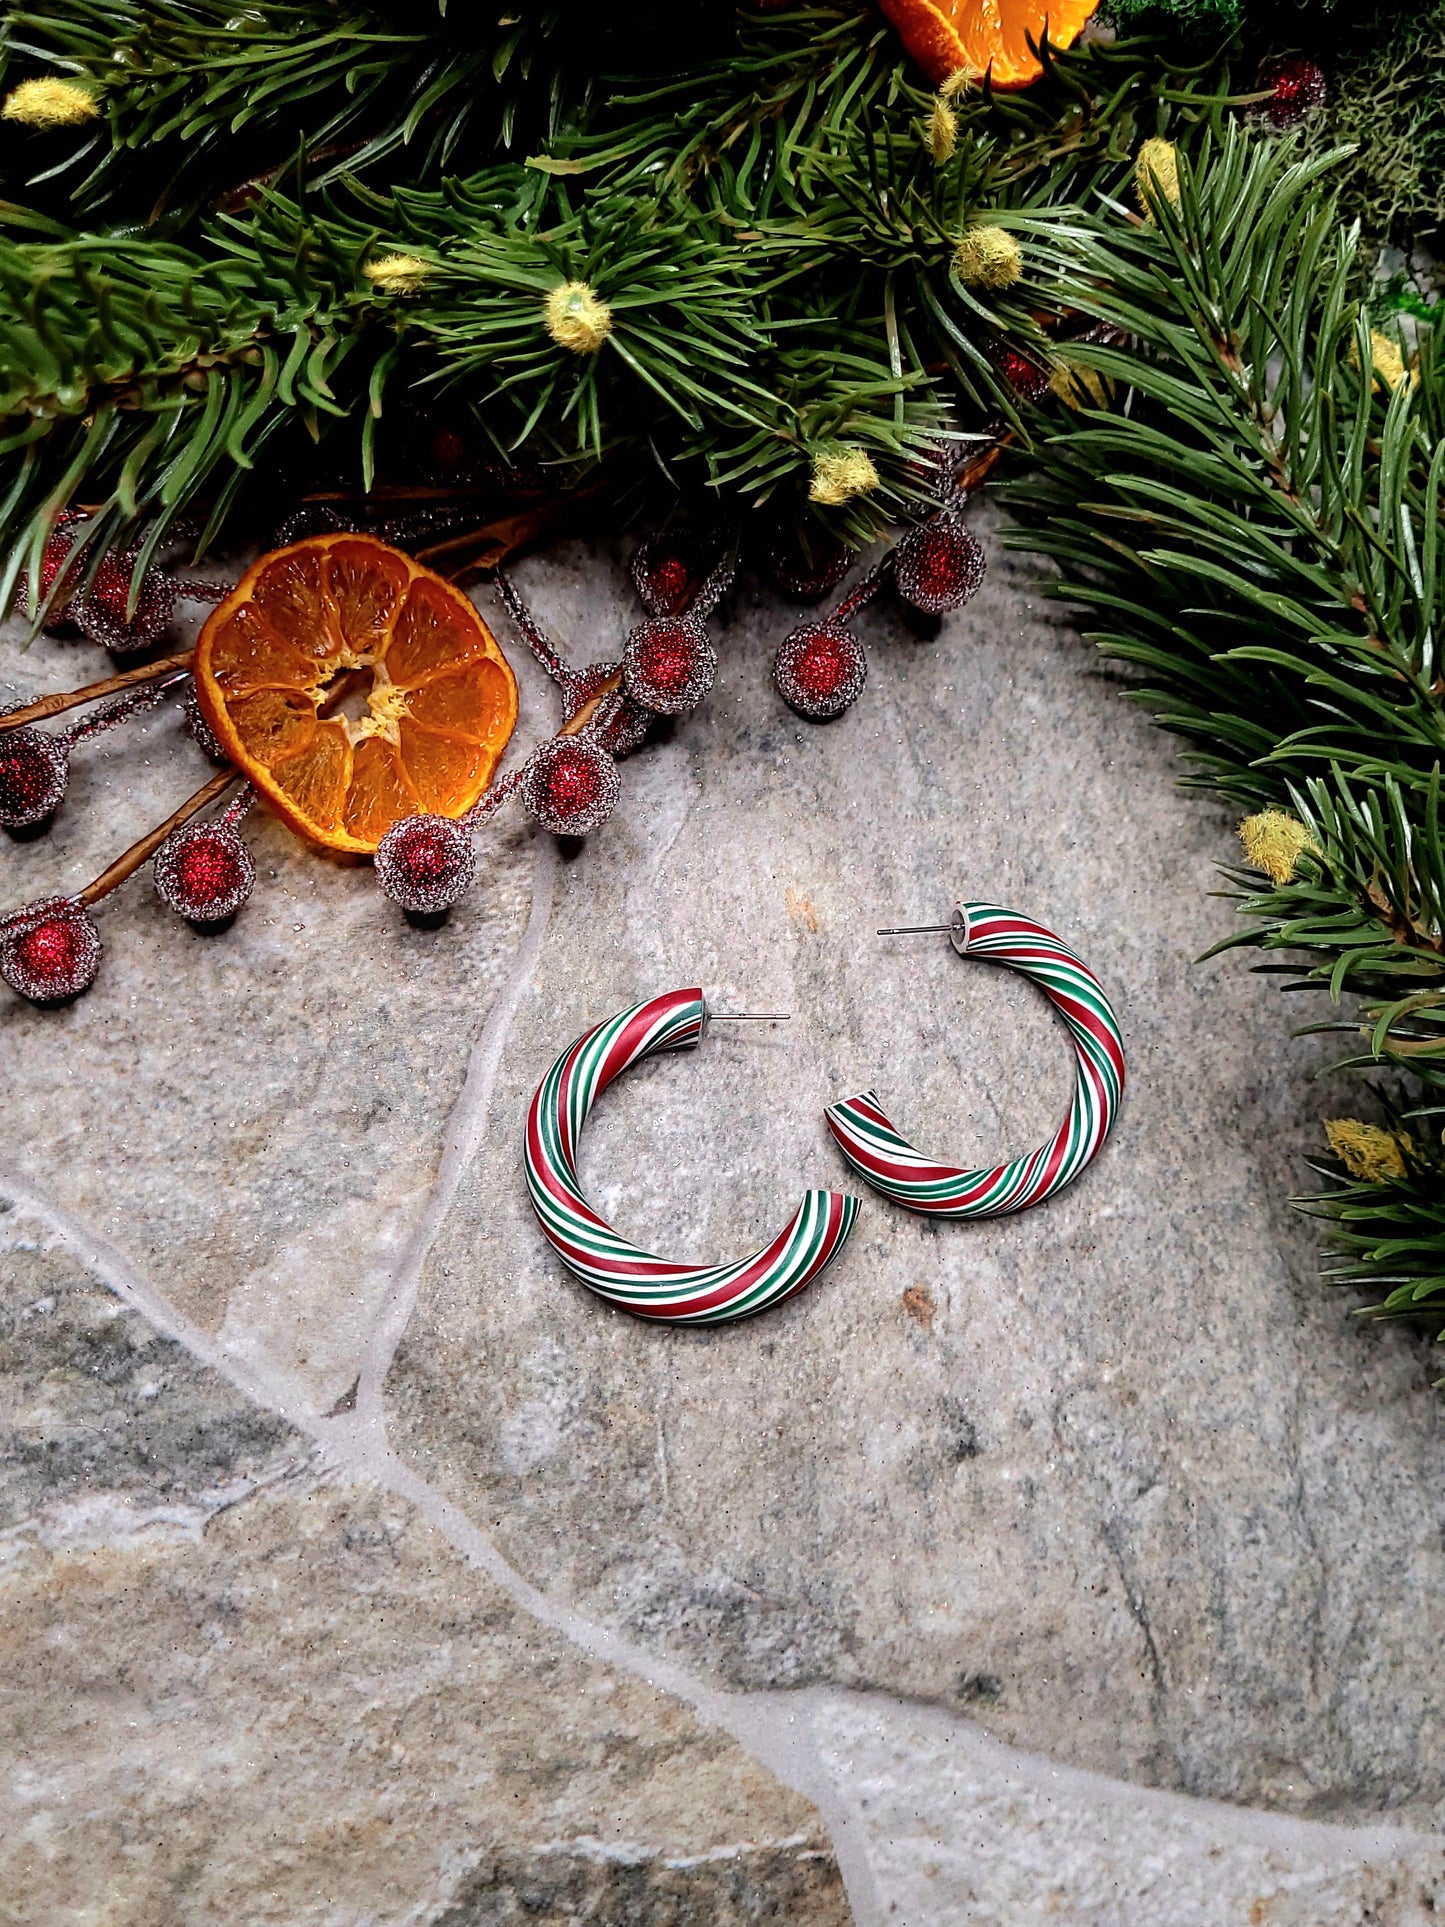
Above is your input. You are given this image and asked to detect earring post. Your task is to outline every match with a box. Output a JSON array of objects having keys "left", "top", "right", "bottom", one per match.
[
  {"left": 710, "top": 1011, "right": 790, "bottom": 1021},
  {"left": 876, "top": 925, "right": 951, "bottom": 936}
]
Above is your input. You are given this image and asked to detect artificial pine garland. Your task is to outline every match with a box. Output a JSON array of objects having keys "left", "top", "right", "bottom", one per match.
[{"left": 1, "top": 2, "right": 1444, "bottom": 1364}]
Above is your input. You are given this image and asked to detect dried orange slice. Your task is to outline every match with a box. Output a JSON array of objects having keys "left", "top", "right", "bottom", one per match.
[
  {"left": 194, "top": 534, "right": 518, "bottom": 855},
  {"left": 879, "top": 0, "right": 1099, "bottom": 88}
]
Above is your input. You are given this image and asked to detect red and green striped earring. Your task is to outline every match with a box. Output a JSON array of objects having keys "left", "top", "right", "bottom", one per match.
[
  {"left": 825, "top": 903, "right": 1126, "bottom": 1217},
  {"left": 525, "top": 988, "right": 859, "bottom": 1323}
]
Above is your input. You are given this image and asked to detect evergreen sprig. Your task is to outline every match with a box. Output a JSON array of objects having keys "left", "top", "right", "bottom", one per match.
[{"left": 1005, "top": 125, "right": 1445, "bottom": 1345}]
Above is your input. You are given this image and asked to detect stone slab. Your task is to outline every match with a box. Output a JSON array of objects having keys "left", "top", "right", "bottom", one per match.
[
  {"left": 808, "top": 1691, "right": 1445, "bottom": 1926},
  {"left": 381, "top": 518, "right": 1445, "bottom": 1824},
  {"left": 0, "top": 1207, "right": 850, "bottom": 1925}
]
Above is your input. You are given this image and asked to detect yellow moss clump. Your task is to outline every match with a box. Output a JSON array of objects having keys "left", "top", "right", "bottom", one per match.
[
  {"left": 2, "top": 78, "right": 100, "bottom": 128},
  {"left": 1238, "top": 810, "right": 1317, "bottom": 885},
  {"left": 928, "top": 97, "right": 958, "bottom": 164},
  {"left": 809, "top": 446, "right": 880, "bottom": 507},
  {"left": 1135, "top": 137, "right": 1180, "bottom": 220},
  {"left": 543, "top": 281, "right": 613, "bottom": 355},
  {"left": 953, "top": 226, "right": 1024, "bottom": 290},
  {"left": 363, "top": 253, "right": 432, "bottom": 294},
  {"left": 1049, "top": 360, "right": 1109, "bottom": 410},
  {"left": 1325, "top": 1119, "right": 1408, "bottom": 1184},
  {"left": 1369, "top": 329, "right": 1408, "bottom": 391}
]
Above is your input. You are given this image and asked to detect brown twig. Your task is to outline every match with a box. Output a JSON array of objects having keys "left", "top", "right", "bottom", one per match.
[
  {"left": 558, "top": 670, "right": 623, "bottom": 738},
  {"left": 79, "top": 768, "right": 237, "bottom": 907},
  {"left": 0, "top": 651, "right": 195, "bottom": 731}
]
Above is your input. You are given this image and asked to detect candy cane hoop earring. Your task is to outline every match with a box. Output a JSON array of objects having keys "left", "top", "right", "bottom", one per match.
[
  {"left": 825, "top": 902, "right": 1126, "bottom": 1217},
  {"left": 526, "top": 988, "right": 860, "bottom": 1323}
]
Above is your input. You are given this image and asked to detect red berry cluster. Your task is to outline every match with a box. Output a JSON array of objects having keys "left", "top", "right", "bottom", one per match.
[
  {"left": 522, "top": 736, "right": 621, "bottom": 836},
  {"left": 153, "top": 820, "right": 256, "bottom": 925},
  {"left": 623, "top": 616, "right": 716, "bottom": 715},
  {"left": 894, "top": 513, "right": 986, "bottom": 617},
  {"left": 1258, "top": 54, "right": 1326, "bottom": 128},
  {"left": 0, "top": 727, "right": 69, "bottom": 830},
  {"left": 0, "top": 897, "right": 102, "bottom": 1005},
  {"left": 773, "top": 621, "right": 868, "bottom": 721},
  {"left": 375, "top": 813, "right": 477, "bottom": 917}
]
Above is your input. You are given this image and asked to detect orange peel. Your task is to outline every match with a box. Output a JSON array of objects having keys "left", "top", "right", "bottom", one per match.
[
  {"left": 879, "top": 0, "right": 1100, "bottom": 89},
  {"left": 194, "top": 533, "right": 517, "bottom": 854}
]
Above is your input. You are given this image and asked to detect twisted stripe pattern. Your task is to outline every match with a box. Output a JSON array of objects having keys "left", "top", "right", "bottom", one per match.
[
  {"left": 825, "top": 903, "right": 1125, "bottom": 1218},
  {"left": 526, "top": 987, "right": 859, "bottom": 1322}
]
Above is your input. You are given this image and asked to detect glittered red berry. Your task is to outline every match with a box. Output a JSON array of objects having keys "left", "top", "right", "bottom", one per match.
[
  {"left": 631, "top": 536, "right": 699, "bottom": 618},
  {"left": 762, "top": 528, "right": 853, "bottom": 604},
  {"left": 773, "top": 621, "right": 868, "bottom": 721},
  {"left": 153, "top": 820, "right": 256, "bottom": 926},
  {"left": 0, "top": 896, "right": 102, "bottom": 1004},
  {"left": 1257, "top": 54, "right": 1326, "bottom": 128},
  {"left": 991, "top": 343, "right": 1051, "bottom": 402},
  {"left": 375, "top": 813, "right": 477, "bottom": 918},
  {"left": 74, "top": 553, "right": 176, "bottom": 652},
  {"left": 184, "top": 685, "right": 229, "bottom": 764},
  {"left": 622, "top": 616, "right": 716, "bottom": 715},
  {"left": 522, "top": 736, "right": 621, "bottom": 837},
  {"left": 894, "top": 512, "right": 986, "bottom": 616},
  {"left": 0, "top": 727, "right": 69, "bottom": 829}
]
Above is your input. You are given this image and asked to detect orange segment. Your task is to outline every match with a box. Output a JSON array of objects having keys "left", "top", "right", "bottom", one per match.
[
  {"left": 194, "top": 533, "right": 518, "bottom": 854},
  {"left": 404, "top": 660, "right": 514, "bottom": 740},
  {"left": 398, "top": 720, "right": 485, "bottom": 811},
  {"left": 387, "top": 576, "right": 493, "bottom": 686},
  {"left": 878, "top": 0, "right": 1098, "bottom": 87},
  {"left": 206, "top": 604, "right": 316, "bottom": 697},
  {"left": 343, "top": 736, "right": 421, "bottom": 845}
]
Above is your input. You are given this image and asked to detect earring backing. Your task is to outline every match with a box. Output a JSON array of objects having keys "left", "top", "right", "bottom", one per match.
[
  {"left": 526, "top": 987, "right": 859, "bottom": 1323},
  {"left": 825, "top": 901, "right": 1125, "bottom": 1218}
]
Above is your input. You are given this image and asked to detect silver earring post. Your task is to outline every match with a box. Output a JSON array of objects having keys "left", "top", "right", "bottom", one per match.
[{"left": 876, "top": 924, "right": 950, "bottom": 936}]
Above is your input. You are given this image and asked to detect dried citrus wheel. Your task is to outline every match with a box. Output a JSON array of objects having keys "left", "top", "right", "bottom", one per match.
[
  {"left": 194, "top": 534, "right": 518, "bottom": 855},
  {"left": 878, "top": 0, "right": 1099, "bottom": 88}
]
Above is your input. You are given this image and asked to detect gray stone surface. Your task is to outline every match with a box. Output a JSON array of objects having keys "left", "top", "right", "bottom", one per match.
[
  {"left": 3, "top": 513, "right": 1445, "bottom": 1921},
  {"left": 0, "top": 1216, "right": 849, "bottom": 1925},
  {"left": 806, "top": 1691, "right": 1445, "bottom": 1925},
  {"left": 385, "top": 520, "right": 1445, "bottom": 1823}
]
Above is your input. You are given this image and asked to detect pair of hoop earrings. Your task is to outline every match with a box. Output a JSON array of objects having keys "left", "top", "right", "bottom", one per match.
[{"left": 524, "top": 901, "right": 1126, "bottom": 1325}]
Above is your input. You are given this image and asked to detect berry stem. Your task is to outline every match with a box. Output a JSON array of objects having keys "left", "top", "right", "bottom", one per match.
[
  {"left": 79, "top": 767, "right": 238, "bottom": 907},
  {"left": 493, "top": 570, "right": 571, "bottom": 686},
  {"left": 0, "top": 650, "right": 195, "bottom": 732},
  {"left": 559, "top": 669, "right": 623, "bottom": 737}
]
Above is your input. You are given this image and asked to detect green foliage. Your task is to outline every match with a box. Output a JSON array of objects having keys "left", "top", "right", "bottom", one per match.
[
  {"left": 1005, "top": 125, "right": 1445, "bottom": 1346},
  {"left": 1302, "top": 0, "right": 1445, "bottom": 253},
  {"left": 0, "top": 11, "right": 1240, "bottom": 588}
]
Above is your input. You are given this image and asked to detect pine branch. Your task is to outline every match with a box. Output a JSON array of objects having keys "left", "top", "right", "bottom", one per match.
[{"left": 1003, "top": 123, "right": 1445, "bottom": 1346}]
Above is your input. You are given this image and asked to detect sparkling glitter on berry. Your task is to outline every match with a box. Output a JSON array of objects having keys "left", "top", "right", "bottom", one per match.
[
  {"left": 990, "top": 343, "right": 1051, "bottom": 402},
  {"left": 154, "top": 820, "right": 256, "bottom": 924},
  {"left": 1257, "top": 54, "right": 1326, "bottom": 128},
  {"left": 622, "top": 616, "right": 716, "bottom": 715},
  {"left": 0, "top": 896, "right": 101, "bottom": 1004},
  {"left": 599, "top": 694, "right": 653, "bottom": 759},
  {"left": 894, "top": 513, "right": 986, "bottom": 615},
  {"left": 0, "top": 727, "right": 69, "bottom": 827},
  {"left": 522, "top": 736, "right": 621, "bottom": 837},
  {"left": 773, "top": 622, "right": 868, "bottom": 721},
  {"left": 72, "top": 555, "right": 175, "bottom": 652},
  {"left": 185, "top": 684, "right": 229, "bottom": 764},
  {"left": 762, "top": 529, "right": 853, "bottom": 603},
  {"left": 631, "top": 537, "right": 698, "bottom": 617},
  {"left": 375, "top": 813, "right": 477, "bottom": 915}
]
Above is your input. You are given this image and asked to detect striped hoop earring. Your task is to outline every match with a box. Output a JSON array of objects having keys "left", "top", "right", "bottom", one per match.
[
  {"left": 825, "top": 902, "right": 1125, "bottom": 1218},
  {"left": 526, "top": 987, "right": 860, "bottom": 1323}
]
